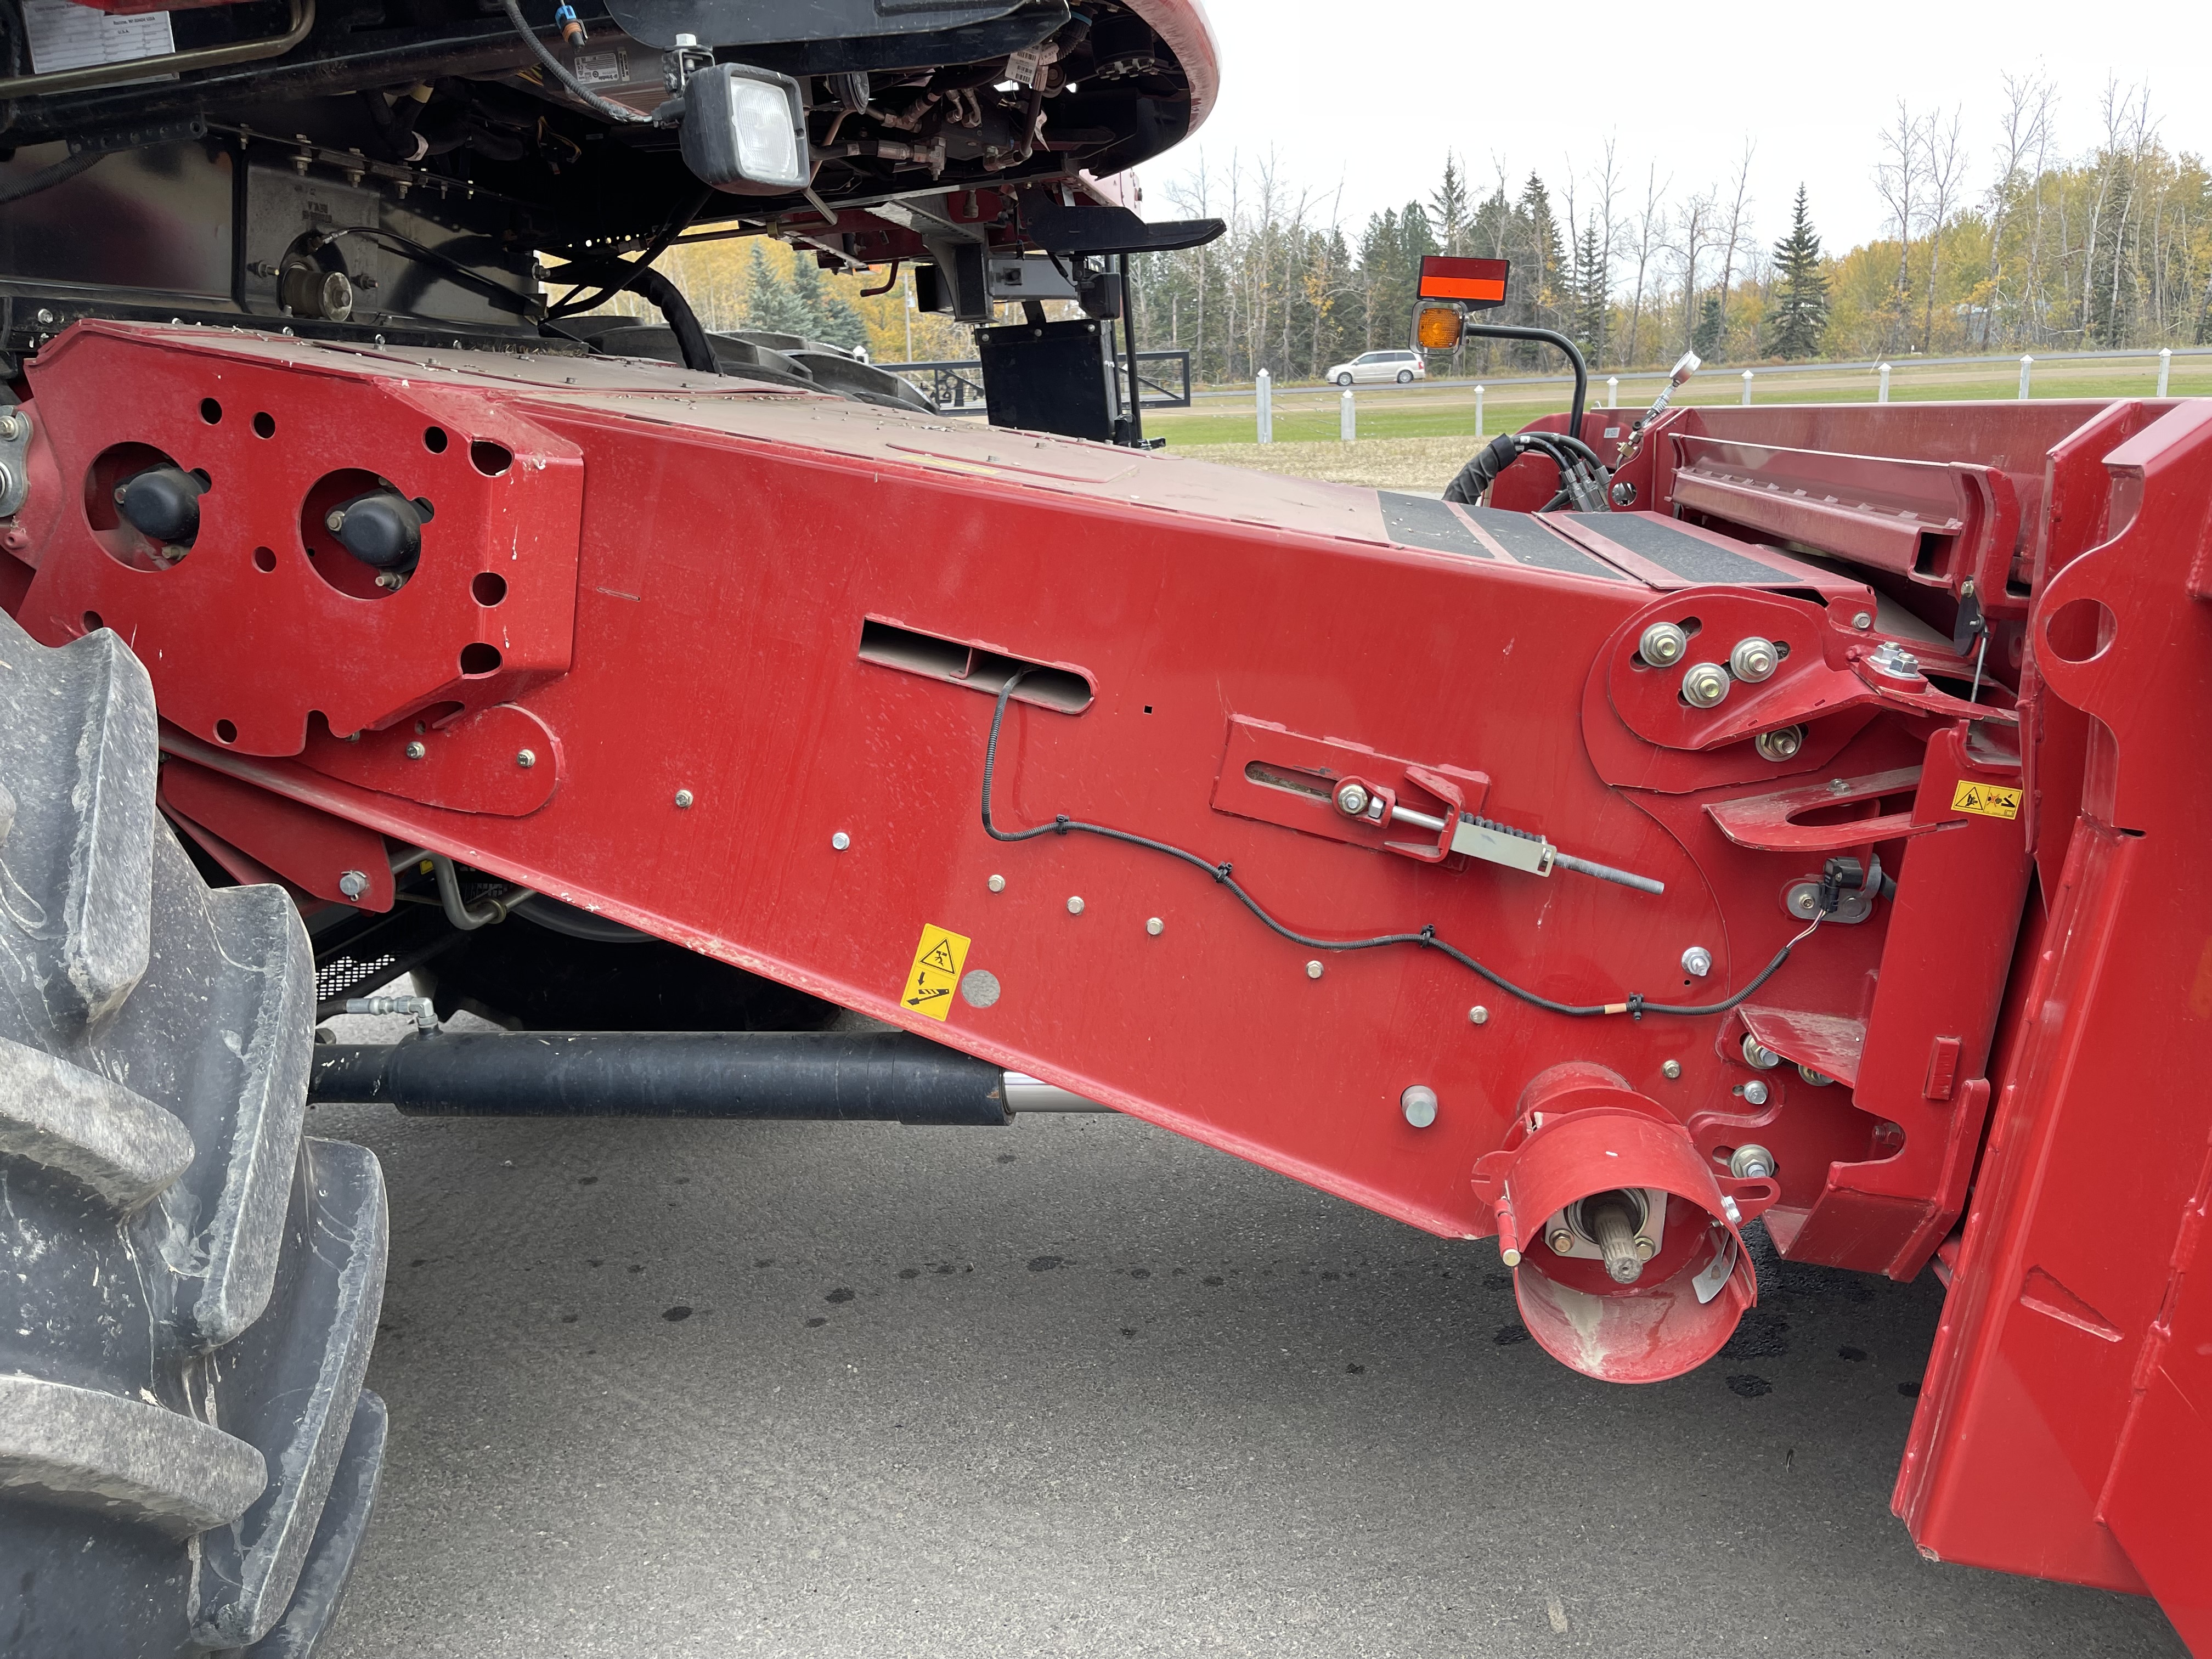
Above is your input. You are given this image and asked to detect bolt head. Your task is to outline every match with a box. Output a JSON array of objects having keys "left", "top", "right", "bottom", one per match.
[
  {"left": 1680, "top": 945, "right": 1713, "bottom": 978},
  {"left": 1549, "top": 1228, "right": 1577, "bottom": 1255},
  {"left": 1067, "top": 895, "right": 1084, "bottom": 915},
  {"left": 1662, "top": 1059, "right": 1683, "bottom": 1080},
  {"left": 515, "top": 748, "right": 535, "bottom": 769},
  {"left": 1729, "top": 1143, "right": 1776, "bottom": 1181},
  {"left": 1469, "top": 1005, "right": 1489, "bottom": 1025},
  {"left": 1742, "top": 1078, "right": 1770, "bottom": 1107},
  {"left": 1681, "top": 662, "right": 1730, "bottom": 708},
  {"left": 988, "top": 874, "right": 1006, "bottom": 893},
  {"left": 1852, "top": 611, "right": 1874, "bottom": 630},
  {"left": 1638, "top": 621, "right": 1688, "bottom": 666},
  {"left": 1400, "top": 1085, "right": 1437, "bottom": 1128},
  {"left": 1634, "top": 1235, "right": 1657, "bottom": 1260},
  {"left": 403, "top": 740, "right": 426, "bottom": 760},
  {"left": 337, "top": 869, "right": 369, "bottom": 900},
  {"left": 1797, "top": 1063, "right": 1835, "bottom": 1087},
  {"left": 1146, "top": 917, "right": 1164, "bottom": 936},
  {"left": 0, "top": 412, "right": 21, "bottom": 439},
  {"left": 1305, "top": 959, "right": 1323, "bottom": 979},
  {"left": 1742, "top": 1035, "right": 1781, "bottom": 1069},
  {"left": 1334, "top": 782, "right": 1370, "bottom": 817},
  {"left": 325, "top": 509, "right": 346, "bottom": 532},
  {"left": 673, "top": 788, "right": 694, "bottom": 808},
  {"left": 831, "top": 832, "right": 850, "bottom": 851}
]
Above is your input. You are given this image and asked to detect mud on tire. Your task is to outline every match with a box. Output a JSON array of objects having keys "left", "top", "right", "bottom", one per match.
[{"left": 0, "top": 608, "right": 388, "bottom": 1658}]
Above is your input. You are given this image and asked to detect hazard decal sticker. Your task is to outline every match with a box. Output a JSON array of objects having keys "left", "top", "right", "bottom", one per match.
[
  {"left": 1951, "top": 781, "right": 2022, "bottom": 820},
  {"left": 902, "top": 923, "right": 972, "bottom": 1020}
]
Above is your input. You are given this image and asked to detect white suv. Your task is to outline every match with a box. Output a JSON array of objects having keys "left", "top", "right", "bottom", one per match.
[{"left": 1325, "top": 349, "right": 1426, "bottom": 386}]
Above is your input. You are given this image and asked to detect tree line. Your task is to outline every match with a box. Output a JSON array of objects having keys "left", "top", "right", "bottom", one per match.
[{"left": 1125, "top": 76, "right": 2212, "bottom": 382}]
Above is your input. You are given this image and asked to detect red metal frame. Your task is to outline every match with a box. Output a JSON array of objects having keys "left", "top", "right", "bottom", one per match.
[{"left": 4, "top": 321, "right": 2205, "bottom": 1645}]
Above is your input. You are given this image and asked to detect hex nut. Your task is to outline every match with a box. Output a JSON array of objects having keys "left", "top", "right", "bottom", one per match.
[
  {"left": 1549, "top": 1228, "right": 1577, "bottom": 1255},
  {"left": 404, "top": 740, "right": 426, "bottom": 760},
  {"left": 988, "top": 874, "right": 1006, "bottom": 893},
  {"left": 1754, "top": 726, "right": 1805, "bottom": 763},
  {"left": 831, "top": 832, "right": 850, "bottom": 851},
  {"left": 1681, "top": 662, "right": 1730, "bottom": 708},
  {"left": 1729, "top": 636, "right": 1779, "bottom": 682},
  {"left": 1798, "top": 1063, "right": 1835, "bottom": 1086},
  {"left": 1729, "top": 1143, "right": 1777, "bottom": 1180},
  {"left": 1680, "top": 945, "right": 1713, "bottom": 978},
  {"left": 1335, "top": 782, "right": 1370, "bottom": 817},
  {"left": 673, "top": 789, "right": 695, "bottom": 808},
  {"left": 1306, "top": 960, "right": 1323, "bottom": 979},
  {"left": 1469, "top": 1005, "right": 1489, "bottom": 1025},
  {"left": 1742, "top": 1078, "right": 1771, "bottom": 1106},
  {"left": 1852, "top": 611, "right": 1874, "bottom": 630},
  {"left": 1742, "top": 1035, "right": 1781, "bottom": 1069},
  {"left": 1638, "top": 621, "right": 1688, "bottom": 666},
  {"left": 1662, "top": 1059, "right": 1683, "bottom": 1080}
]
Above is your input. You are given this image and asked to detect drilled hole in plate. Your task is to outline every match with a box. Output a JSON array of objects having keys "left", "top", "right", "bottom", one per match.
[
  {"left": 471, "top": 571, "right": 507, "bottom": 606},
  {"left": 253, "top": 545, "right": 276, "bottom": 572},
  {"left": 469, "top": 439, "right": 512, "bottom": 476},
  {"left": 81, "top": 610, "right": 101, "bottom": 632},
  {"left": 214, "top": 718, "right": 238, "bottom": 744},
  {"left": 459, "top": 642, "right": 501, "bottom": 676},
  {"left": 2045, "top": 596, "right": 2115, "bottom": 665},
  {"left": 424, "top": 426, "right": 449, "bottom": 453},
  {"left": 252, "top": 411, "right": 275, "bottom": 438},
  {"left": 199, "top": 397, "right": 222, "bottom": 425}
]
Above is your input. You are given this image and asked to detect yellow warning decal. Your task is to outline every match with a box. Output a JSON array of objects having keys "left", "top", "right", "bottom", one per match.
[
  {"left": 1951, "top": 781, "right": 2022, "bottom": 820},
  {"left": 902, "top": 923, "right": 971, "bottom": 1020}
]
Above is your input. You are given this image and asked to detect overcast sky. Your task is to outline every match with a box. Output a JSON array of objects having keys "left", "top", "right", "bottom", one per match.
[{"left": 1144, "top": 0, "right": 2212, "bottom": 257}]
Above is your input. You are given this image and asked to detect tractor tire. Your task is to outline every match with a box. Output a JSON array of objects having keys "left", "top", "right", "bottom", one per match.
[{"left": 0, "top": 608, "right": 389, "bottom": 1658}]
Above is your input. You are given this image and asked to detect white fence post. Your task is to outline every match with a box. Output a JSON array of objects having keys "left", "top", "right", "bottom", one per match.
[
  {"left": 1606, "top": 376, "right": 1618, "bottom": 409},
  {"left": 1256, "top": 369, "right": 1272, "bottom": 444},
  {"left": 1741, "top": 369, "right": 1754, "bottom": 405},
  {"left": 1340, "top": 388, "right": 1355, "bottom": 443},
  {"left": 2018, "top": 354, "right": 2033, "bottom": 400},
  {"left": 1877, "top": 363, "right": 1891, "bottom": 403},
  {"left": 1475, "top": 384, "right": 1485, "bottom": 438},
  {"left": 2159, "top": 347, "right": 2172, "bottom": 396}
]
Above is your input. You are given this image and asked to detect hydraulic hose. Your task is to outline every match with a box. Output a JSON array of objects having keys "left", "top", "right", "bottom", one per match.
[{"left": 542, "top": 251, "right": 721, "bottom": 374}]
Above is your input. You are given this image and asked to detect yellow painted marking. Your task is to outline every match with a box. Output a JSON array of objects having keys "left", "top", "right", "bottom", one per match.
[
  {"left": 1951, "top": 781, "right": 2022, "bottom": 820},
  {"left": 902, "top": 923, "right": 971, "bottom": 1020}
]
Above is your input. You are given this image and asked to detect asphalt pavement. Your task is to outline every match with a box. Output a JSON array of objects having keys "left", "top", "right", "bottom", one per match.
[{"left": 310, "top": 1057, "right": 2182, "bottom": 1659}]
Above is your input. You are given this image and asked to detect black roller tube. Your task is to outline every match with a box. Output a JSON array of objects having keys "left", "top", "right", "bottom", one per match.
[
  {"left": 310, "top": 1031, "right": 1012, "bottom": 1124},
  {"left": 1462, "top": 322, "right": 1589, "bottom": 450}
]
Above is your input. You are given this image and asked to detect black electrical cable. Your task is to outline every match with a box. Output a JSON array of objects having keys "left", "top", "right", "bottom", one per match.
[
  {"left": 980, "top": 673, "right": 1825, "bottom": 1019},
  {"left": 542, "top": 251, "right": 720, "bottom": 373},
  {"left": 548, "top": 186, "right": 713, "bottom": 319},
  {"left": 0, "top": 149, "right": 99, "bottom": 207}
]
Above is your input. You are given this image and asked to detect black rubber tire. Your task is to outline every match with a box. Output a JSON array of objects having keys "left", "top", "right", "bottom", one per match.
[
  {"left": 1396, "top": 369, "right": 1414, "bottom": 383},
  {"left": 1335, "top": 372, "right": 1353, "bottom": 387},
  {"left": 0, "top": 608, "right": 388, "bottom": 1658}
]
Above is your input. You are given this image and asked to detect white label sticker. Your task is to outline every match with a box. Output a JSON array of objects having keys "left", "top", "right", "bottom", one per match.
[
  {"left": 25, "top": 0, "right": 174, "bottom": 75},
  {"left": 1692, "top": 1229, "right": 1739, "bottom": 1305},
  {"left": 572, "top": 49, "right": 627, "bottom": 87}
]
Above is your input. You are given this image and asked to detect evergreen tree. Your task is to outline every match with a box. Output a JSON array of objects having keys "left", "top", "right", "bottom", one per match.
[
  {"left": 742, "top": 242, "right": 817, "bottom": 337},
  {"left": 1692, "top": 294, "right": 1724, "bottom": 360},
  {"left": 1516, "top": 173, "right": 1566, "bottom": 332},
  {"left": 1571, "top": 219, "right": 1609, "bottom": 363},
  {"left": 1427, "top": 155, "right": 1471, "bottom": 255},
  {"left": 1768, "top": 185, "right": 1830, "bottom": 359}
]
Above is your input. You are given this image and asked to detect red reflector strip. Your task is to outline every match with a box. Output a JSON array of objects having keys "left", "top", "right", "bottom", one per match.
[{"left": 1418, "top": 256, "right": 1509, "bottom": 302}]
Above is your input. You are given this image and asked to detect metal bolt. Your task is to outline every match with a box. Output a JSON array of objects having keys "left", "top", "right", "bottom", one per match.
[
  {"left": 1742, "top": 1078, "right": 1771, "bottom": 1106},
  {"left": 1549, "top": 1228, "right": 1577, "bottom": 1255},
  {"left": 1852, "top": 611, "right": 1874, "bottom": 630},
  {"left": 404, "top": 740, "right": 426, "bottom": 760},
  {"left": 325, "top": 509, "right": 346, "bottom": 533},
  {"left": 988, "top": 874, "right": 1006, "bottom": 893},
  {"left": 0, "top": 411, "right": 22, "bottom": 439},
  {"left": 831, "top": 832, "right": 850, "bottom": 851},
  {"left": 34, "top": 308, "right": 53, "bottom": 325},
  {"left": 1680, "top": 945, "right": 1713, "bottom": 978},
  {"left": 1754, "top": 726, "right": 1805, "bottom": 763},
  {"left": 1469, "top": 1005, "right": 1489, "bottom": 1025},
  {"left": 1146, "top": 917, "right": 1164, "bottom": 936},
  {"left": 1865, "top": 640, "right": 1922, "bottom": 680},
  {"left": 1742, "top": 1035, "right": 1781, "bottom": 1069},
  {"left": 1662, "top": 1059, "right": 1682, "bottom": 1080},
  {"left": 1638, "top": 620, "right": 1689, "bottom": 666},
  {"left": 1610, "top": 479, "right": 1638, "bottom": 507},
  {"left": 1681, "top": 661, "right": 1730, "bottom": 708},
  {"left": 337, "top": 869, "right": 369, "bottom": 900},
  {"left": 1334, "top": 781, "right": 1370, "bottom": 817},
  {"left": 1306, "top": 960, "right": 1324, "bottom": 979},
  {"left": 1729, "top": 636, "right": 1779, "bottom": 682},
  {"left": 1729, "top": 1143, "right": 1776, "bottom": 1181},
  {"left": 673, "top": 789, "right": 694, "bottom": 808},
  {"left": 1634, "top": 1235, "right": 1657, "bottom": 1260},
  {"left": 1067, "top": 895, "right": 1084, "bottom": 915},
  {"left": 1797, "top": 1063, "right": 1835, "bottom": 1087},
  {"left": 515, "top": 748, "right": 535, "bottom": 769},
  {"left": 1400, "top": 1085, "right": 1438, "bottom": 1128},
  {"left": 1722, "top": 1195, "right": 1743, "bottom": 1224}
]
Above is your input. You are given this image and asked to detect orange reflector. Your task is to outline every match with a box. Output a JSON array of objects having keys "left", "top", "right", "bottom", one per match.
[
  {"left": 1418, "top": 255, "right": 1509, "bottom": 308},
  {"left": 1415, "top": 306, "right": 1462, "bottom": 349}
]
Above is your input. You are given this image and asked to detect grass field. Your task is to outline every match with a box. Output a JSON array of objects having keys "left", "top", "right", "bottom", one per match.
[{"left": 1147, "top": 352, "right": 2212, "bottom": 449}]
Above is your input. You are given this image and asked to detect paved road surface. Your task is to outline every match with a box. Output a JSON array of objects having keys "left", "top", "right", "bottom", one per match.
[{"left": 311, "top": 1085, "right": 2181, "bottom": 1658}]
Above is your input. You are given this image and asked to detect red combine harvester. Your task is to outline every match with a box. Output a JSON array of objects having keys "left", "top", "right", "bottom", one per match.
[{"left": 0, "top": 0, "right": 2205, "bottom": 1650}]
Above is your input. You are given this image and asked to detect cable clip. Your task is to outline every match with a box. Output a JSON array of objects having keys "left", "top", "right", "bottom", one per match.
[{"left": 1626, "top": 992, "right": 1646, "bottom": 1020}]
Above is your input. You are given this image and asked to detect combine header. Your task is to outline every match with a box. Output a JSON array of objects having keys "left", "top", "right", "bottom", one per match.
[{"left": 0, "top": 0, "right": 2204, "bottom": 1651}]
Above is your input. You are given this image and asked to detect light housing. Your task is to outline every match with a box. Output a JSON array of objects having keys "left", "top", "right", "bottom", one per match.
[
  {"left": 1415, "top": 304, "right": 1462, "bottom": 349},
  {"left": 680, "top": 63, "right": 809, "bottom": 195},
  {"left": 1417, "top": 254, "right": 1510, "bottom": 309}
]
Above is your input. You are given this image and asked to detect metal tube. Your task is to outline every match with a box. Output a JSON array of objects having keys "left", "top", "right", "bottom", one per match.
[
  {"left": 309, "top": 1030, "right": 1016, "bottom": 1124},
  {"left": 1002, "top": 1072, "right": 1111, "bottom": 1113},
  {"left": 0, "top": 0, "right": 313, "bottom": 98},
  {"left": 1459, "top": 323, "right": 1587, "bottom": 448},
  {"left": 430, "top": 853, "right": 535, "bottom": 931}
]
